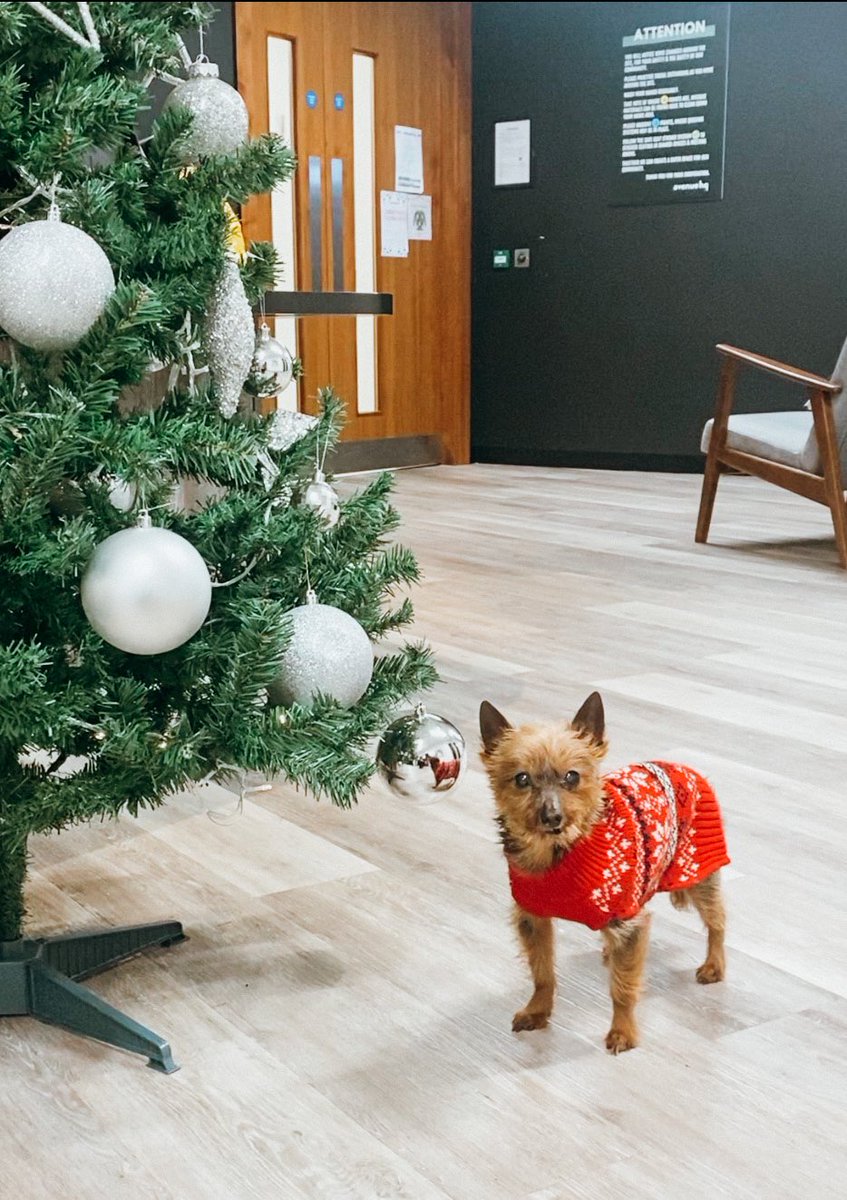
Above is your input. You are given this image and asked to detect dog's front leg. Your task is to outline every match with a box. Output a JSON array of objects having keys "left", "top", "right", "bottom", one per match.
[
  {"left": 601, "top": 912, "right": 651, "bottom": 1054},
  {"left": 512, "top": 905, "right": 555, "bottom": 1031}
]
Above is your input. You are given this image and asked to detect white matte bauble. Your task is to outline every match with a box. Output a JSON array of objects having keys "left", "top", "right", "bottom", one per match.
[
  {"left": 81, "top": 515, "right": 212, "bottom": 655},
  {"left": 375, "top": 705, "right": 466, "bottom": 802},
  {"left": 105, "top": 475, "right": 135, "bottom": 512},
  {"left": 89, "top": 467, "right": 135, "bottom": 511},
  {"left": 0, "top": 211, "right": 114, "bottom": 351},
  {"left": 164, "top": 58, "right": 249, "bottom": 161},
  {"left": 244, "top": 323, "right": 294, "bottom": 398},
  {"left": 268, "top": 593, "right": 373, "bottom": 708},
  {"left": 302, "top": 469, "right": 340, "bottom": 527}
]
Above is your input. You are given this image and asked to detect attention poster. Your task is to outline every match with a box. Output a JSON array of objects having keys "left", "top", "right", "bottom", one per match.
[{"left": 611, "top": 5, "right": 730, "bottom": 205}]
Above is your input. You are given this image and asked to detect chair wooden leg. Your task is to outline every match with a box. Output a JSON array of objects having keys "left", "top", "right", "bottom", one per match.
[
  {"left": 695, "top": 454, "right": 723, "bottom": 544},
  {"left": 826, "top": 491, "right": 847, "bottom": 570},
  {"left": 809, "top": 390, "right": 847, "bottom": 569},
  {"left": 696, "top": 356, "right": 738, "bottom": 546}
]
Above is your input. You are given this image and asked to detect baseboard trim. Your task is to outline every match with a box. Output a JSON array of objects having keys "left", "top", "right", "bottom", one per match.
[
  {"left": 471, "top": 447, "right": 704, "bottom": 473},
  {"left": 328, "top": 435, "right": 444, "bottom": 474}
]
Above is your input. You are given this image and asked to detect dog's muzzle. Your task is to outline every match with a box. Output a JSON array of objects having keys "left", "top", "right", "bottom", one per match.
[{"left": 539, "top": 792, "right": 563, "bottom": 832}]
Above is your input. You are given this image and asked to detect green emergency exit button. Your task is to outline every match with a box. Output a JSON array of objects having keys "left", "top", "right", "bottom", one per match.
[{"left": 493, "top": 248, "right": 511, "bottom": 269}]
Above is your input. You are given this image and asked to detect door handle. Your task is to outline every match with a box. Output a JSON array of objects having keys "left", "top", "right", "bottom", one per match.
[
  {"left": 308, "top": 155, "right": 323, "bottom": 292},
  {"left": 331, "top": 157, "right": 344, "bottom": 292}
]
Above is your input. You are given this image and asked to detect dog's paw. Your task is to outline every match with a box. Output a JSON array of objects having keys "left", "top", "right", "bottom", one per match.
[
  {"left": 696, "top": 959, "right": 725, "bottom": 984},
  {"left": 604, "top": 1026, "right": 638, "bottom": 1054},
  {"left": 512, "top": 1009, "right": 549, "bottom": 1032}
]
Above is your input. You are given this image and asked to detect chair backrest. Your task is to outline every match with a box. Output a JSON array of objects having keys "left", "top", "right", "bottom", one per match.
[{"left": 800, "top": 334, "right": 847, "bottom": 474}]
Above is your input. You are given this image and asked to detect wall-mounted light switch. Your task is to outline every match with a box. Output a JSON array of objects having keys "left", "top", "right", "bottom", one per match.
[{"left": 514, "top": 247, "right": 530, "bottom": 268}]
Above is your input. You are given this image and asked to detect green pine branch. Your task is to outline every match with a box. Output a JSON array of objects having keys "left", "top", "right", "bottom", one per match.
[{"left": 0, "top": 4, "right": 437, "bottom": 930}]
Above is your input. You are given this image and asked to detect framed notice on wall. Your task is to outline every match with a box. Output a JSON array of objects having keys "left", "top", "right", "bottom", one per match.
[
  {"left": 611, "top": 3, "right": 730, "bottom": 206},
  {"left": 494, "top": 119, "right": 532, "bottom": 187}
]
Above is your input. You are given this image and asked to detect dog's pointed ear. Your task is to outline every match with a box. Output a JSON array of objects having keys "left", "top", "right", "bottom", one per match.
[
  {"left": 571, "top": 691, "right": 605, "bottom": 745},
  {"left": 479, "top": 701, "right": 511, "bottom": 753}
]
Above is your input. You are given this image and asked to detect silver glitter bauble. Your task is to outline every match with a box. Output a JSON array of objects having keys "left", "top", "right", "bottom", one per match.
[
  {"left": 268, "top": 592, "right": 373, "bottom": 708},
  {"left": 245, "top": 323, "right": 294, "bottom": 398},
  {"left": 81, "top": 514, "right": 212, "bottom": 655},
  {"left": 164, "top": 58, "right": 249, "bottom": 161},
  {"left": 203, "top": 258, "right": 255, "bottom": 418},
  {"left": 268, "top": 409, "right": 318, "bottom": 452},
  {"left": 0, "top": 210, "right": 114, "bottom": 351},
  {"left": 376, "top": 705, "right": 467, "bottom": 802},
  {"left": 302, "top": 469, "right": 340, "bottom": 527}
]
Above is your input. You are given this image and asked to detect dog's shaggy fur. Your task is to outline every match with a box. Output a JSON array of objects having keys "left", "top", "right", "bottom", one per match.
[{"left": 480, "top": 692, "right": 727, "bottom": 1053}]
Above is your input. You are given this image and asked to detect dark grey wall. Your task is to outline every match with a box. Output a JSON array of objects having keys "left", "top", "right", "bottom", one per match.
[
  {"left": 198, "top": 1, "right": 236, "bottom": 83},
  {"left": 472, "top": 2, "right": 847, "bottom": 468}
]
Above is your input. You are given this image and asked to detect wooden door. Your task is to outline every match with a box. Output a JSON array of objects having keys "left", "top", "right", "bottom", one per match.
[{"left": 235, "top": 1, "right": 471, "bottom": 464}]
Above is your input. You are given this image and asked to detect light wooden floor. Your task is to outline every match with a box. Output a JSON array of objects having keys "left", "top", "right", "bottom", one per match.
[{"left": 5, "top": 465, "right": 847, "bottom": 1199}]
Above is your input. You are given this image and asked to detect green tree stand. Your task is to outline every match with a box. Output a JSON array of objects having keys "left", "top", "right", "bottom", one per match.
[{"left": 0, "top": 922, "right": 185, "bottom": 1073}]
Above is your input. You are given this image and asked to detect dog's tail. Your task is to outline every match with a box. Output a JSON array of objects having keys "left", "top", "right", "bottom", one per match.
[{"left": 669, "top": 889, "right": 692, "bottom": 911}]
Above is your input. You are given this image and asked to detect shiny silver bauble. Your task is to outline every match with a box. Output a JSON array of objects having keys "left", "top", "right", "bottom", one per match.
[
  {"left": 80, "top": 515, "right": 212, "bottom": 655},
  {"left": 0, "top": 211, "right": 114, "bottom": 351},
  {"left": 375, "top": 705, "right": 466, "bottom": 802},
  {"left": 164, "top": 58, "right": 248, "bottom": 161},
  {"left": 301, "top": 469, "right": 340, "bottom": 527},
  {"left": 268, "top": 594, "right": 373, "bottom": 708},
  {"left": 244, "top": 323, "right": 294, "bottom": 398}
]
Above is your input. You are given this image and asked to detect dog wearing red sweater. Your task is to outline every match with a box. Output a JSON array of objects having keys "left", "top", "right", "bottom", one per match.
[{"left": 480, "top": 692, "right": 729, "bottom": 1054}]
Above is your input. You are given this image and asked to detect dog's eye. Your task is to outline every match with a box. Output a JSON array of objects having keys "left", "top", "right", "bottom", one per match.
[
  {"left": 563, "top": 770, "right": 581, "bottom": 788},
  {"left": 514, "top": 772, "right": 532, "bottom": 788}
]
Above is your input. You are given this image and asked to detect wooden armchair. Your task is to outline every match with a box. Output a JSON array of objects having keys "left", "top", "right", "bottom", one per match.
[{"left": 696, "top": 342, "right": 847, "bottom": 568}]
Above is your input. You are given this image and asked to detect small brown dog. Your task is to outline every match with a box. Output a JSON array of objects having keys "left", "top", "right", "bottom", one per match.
[{"left": 480, "top": 692, "right": 730, "bottom": 1053}]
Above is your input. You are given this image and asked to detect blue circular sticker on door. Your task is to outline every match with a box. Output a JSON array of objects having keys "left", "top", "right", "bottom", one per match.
[
  {"left": 334, "top": 93, "right": 345, "bottom": 111},
  {"left": 306, "top": 89, "right": 318, "bottom": 109}
]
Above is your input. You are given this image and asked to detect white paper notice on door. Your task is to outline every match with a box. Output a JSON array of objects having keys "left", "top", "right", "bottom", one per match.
[
  {"left": 494, "top": 119, "right": 531, "bottom": 186},
  {"left": 394, "top": 125, "right": 424, "bottom": 193},
  {"left": 407, "top": 194, "right": 432, "bottom": 240},
  {"left": 380, "top": 190, "right": 409, "bottom": 257}
]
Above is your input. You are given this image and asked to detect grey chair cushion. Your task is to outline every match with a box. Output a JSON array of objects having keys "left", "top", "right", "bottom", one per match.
[
  {"left": 701, "top": 411, "right": 817, "bottom": 472},
  {"left": 702, "top": 336, "right": 847, "bottom": 476},
  {"left": 803, "top": 335, "right": 847, "bottom": 475}
]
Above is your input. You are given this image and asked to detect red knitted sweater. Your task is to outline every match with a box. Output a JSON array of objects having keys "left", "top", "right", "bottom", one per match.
[{"left": 508, "top": 761, "right": 729, "bottom": 930}]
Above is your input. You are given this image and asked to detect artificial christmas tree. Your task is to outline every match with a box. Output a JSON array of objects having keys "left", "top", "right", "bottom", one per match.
[{"left": 0, "top": 1, "right": 434, "bottom": 1070}]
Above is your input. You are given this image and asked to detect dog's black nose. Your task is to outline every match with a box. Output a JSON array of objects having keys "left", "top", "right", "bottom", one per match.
[{"left": 540, "top": 794, "right": 563, "bottom": 829}]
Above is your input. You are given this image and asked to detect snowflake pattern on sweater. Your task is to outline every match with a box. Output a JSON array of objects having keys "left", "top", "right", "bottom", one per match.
[{"left": 508, "top": 761, "right": 730, "bottom": 930}]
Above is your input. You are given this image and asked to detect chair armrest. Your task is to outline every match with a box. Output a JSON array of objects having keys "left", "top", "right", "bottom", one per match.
[{"left": 716, "top": 343, "right": 842, "bottom": 394}]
